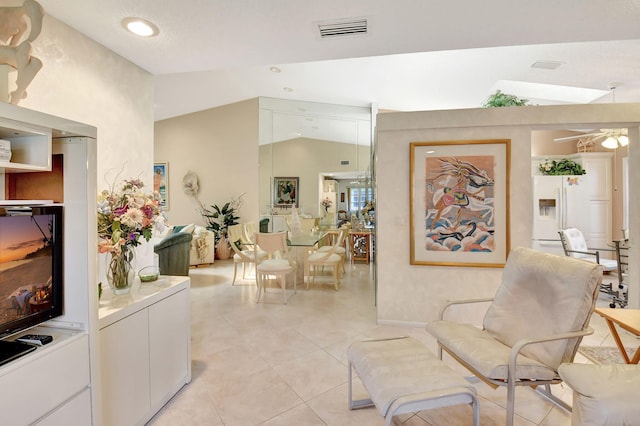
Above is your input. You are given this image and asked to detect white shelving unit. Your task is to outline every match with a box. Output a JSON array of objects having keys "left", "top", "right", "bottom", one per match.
[
  {"left": 0, "top": 117, "right": 52, "bottom": 172},
  {"left": 0, "top": 103, "right": 98, "bottom": 424}
]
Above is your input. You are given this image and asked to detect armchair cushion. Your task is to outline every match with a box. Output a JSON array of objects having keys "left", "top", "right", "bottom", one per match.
[
  {"left": 558, "top": 363, "right": 640, "bottom": 425},
  {"left": 426, "top": 321, "right": 556, "bottom": 381},
  {"left": 483, "top": 246, "right": 603, "bottom": 369}
]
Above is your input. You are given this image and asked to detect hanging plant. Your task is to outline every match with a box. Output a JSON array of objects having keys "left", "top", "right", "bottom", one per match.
[{"left": 539, "top": 158, "right": 586, "bottom": 175}]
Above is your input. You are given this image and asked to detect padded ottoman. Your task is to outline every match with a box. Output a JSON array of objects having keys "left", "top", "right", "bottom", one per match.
[{"left": 347, "top": 336, "right": 479, "bottom": 426}]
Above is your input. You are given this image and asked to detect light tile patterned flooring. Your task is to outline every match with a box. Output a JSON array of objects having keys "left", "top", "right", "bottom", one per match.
[{"left": 148, "top": 262, "right": 636, "bottom": 426}]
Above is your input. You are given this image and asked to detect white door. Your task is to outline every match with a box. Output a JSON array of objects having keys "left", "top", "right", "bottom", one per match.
[{"left": 562, "top": 174, "right": 590, "bottom": 233}]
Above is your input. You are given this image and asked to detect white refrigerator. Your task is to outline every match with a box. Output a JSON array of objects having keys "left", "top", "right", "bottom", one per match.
[{"left": 531, "top": 175, "right": 590, "bottom": 255}]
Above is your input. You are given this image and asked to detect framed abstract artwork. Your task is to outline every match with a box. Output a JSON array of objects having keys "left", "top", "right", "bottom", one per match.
[
  {"left": 154, "top": 162, "right": 169, "bottom": 209},
  {"left": 409, "top": 139, "right": 510, "bottom": 267},
  {"left": 274, "top": 177, "right": 299, "bottom": 208}
]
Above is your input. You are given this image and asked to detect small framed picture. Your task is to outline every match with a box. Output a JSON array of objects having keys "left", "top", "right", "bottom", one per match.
[
  {"left": 274, "top": 177, "right": 299, "bottom": 208},
  {"left": 154, "top": 162, "right": 169, "bottom": 209}
]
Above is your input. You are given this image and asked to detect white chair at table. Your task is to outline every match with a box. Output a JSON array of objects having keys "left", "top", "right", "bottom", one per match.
[
  {"left": 305, "top": 227, "right": 346, "bottom": 291},
  {"left": 227, "top": 224, "right": 265, "bottom": 285},
  {"left": 559, "top": 227, "right": 619, "bottom": 302},
  {"left": 316, "top": 225, "right": 348, "bottom": 274},
  {"left": 558, "top": 228, "right": 617, "bottom": 271},
  {"left": 254, "top": 232, "right": 297, "bottom": 304}
]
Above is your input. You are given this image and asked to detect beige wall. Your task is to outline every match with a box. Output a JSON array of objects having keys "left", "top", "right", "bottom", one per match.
[
  {"left": 154, "top": 98, "right": 259, "bottom": 226},
  {"left": 376, "top": 104, "right": 640, "bottom": 324},
  {"left": 259, "top": 137, "right": 370, "bottom": 215}
]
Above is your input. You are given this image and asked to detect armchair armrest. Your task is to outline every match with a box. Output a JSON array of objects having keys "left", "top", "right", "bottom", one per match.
[
  {"left": 565, "top": 248, "right": 601, "bottom": 263},
  {"left": 439, "top": 297, "right": 494, "bottom": 320},
  {"left": 508, "top": 326, "right": 594, "bottom": 379}
]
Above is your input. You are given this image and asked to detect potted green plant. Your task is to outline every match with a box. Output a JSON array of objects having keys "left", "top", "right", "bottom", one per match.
[
  {"left": 482, "top": 90, "right": 531, "bottom": 107},
  {"left": 201, "top": 194, "right": 244, "bottom": 259},
  {"left": 539, "top": 158, "right": 586, "bottom": 175}
]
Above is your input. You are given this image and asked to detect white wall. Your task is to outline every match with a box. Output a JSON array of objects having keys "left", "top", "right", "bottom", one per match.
[
  {"left": 18, "top": 15, "right": 155, "bottom": 265},
  {"left": 376, "top": 104, "right": 640, "bottom": 324}
]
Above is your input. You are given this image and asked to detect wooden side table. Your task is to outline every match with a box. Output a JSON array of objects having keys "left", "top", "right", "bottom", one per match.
[
  {"left": 594, "top": 307, "right": 640, "bottom": 364},
  {"left": 349, "top": 230, "right": 371, "bottom": 264}
]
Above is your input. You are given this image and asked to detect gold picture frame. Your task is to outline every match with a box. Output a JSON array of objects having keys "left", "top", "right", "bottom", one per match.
[{"left": 410, "top": 139, "right": 510, "bottom": 267}]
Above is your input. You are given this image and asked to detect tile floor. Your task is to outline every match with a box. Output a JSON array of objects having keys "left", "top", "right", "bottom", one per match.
[{"left": 148, "top": 261, "right": 636, "bottom": 426}]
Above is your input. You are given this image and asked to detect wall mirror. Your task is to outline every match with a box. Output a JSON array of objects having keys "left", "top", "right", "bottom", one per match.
[{"left": 259, "top": 97, "right": 373, "bottom": 231}]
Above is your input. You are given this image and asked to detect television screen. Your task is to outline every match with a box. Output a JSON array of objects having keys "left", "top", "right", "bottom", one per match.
[{"left": 0, "top": 206, "right": 63, "bottom": 339}]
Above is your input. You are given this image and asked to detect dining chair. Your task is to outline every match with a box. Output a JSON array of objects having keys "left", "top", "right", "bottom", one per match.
[
  {"left": 227, "top": 224, "right": 265, "bottom": 285},
  {"left": 316, "top": 225, "right": 348, "bottom": 274},
  {"left": 559, "top": 227, "right": 621, "bottom": 305},
  {"left": 254, "top": 232, "right": 297, "bottom": 304},
  {"left": 305, "top": 227, "right": 346, "bottom": 291},
  {"left": 243, "top": 221, "right": 259, "bottom": 244}
]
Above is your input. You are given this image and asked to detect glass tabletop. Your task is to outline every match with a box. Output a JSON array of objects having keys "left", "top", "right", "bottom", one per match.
[{"left": 287, "top": 231, "right": 327, "bottom": 247}]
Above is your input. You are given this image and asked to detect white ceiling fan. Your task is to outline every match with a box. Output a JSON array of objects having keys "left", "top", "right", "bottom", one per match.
[
  {"left": 553, "top": 128, "right": 629, "bottom": 149},
  {"left": 552, "top": 83, "right": 629, "bottom": 149}
]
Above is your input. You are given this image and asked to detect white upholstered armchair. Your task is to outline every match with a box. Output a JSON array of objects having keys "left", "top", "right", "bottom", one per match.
[{"left": 426, "top": 247, "right": 603, "bottom": 426}]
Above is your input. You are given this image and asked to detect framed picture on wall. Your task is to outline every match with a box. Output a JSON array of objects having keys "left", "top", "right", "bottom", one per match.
[
  {"left": 409, "top": 139, "right": 510, "bottom": 267},
  {"left": 274, "top": 177, "right": 299, "bottom": 208},
  {"left": 154, "top": 162, "right": 169, "bottom": 209}
]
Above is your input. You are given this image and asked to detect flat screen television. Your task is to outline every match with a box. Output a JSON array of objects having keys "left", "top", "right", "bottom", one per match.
[{"left": 0, "top": 205, "right": 63, "bottom": 339}]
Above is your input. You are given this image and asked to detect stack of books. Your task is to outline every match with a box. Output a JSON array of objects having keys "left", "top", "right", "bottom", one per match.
[{"left": 0, "top": 139, "right": 11, "bottom": 162}]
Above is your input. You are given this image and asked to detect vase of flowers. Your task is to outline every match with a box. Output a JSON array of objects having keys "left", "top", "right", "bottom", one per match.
[
  {"left": 321, "top": 197, "right": 332, "bottom": 214},
  {"left": 98, "top": 178, "right": 165, "bottom": 294},
  {"left": 105, "top": 246, "right": 136, "bottom": 294}
]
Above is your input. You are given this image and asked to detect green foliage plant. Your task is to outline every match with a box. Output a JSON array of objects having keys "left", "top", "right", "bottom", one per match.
[
  {"left": 539, "top": 158, "right": 586, "bottom": 175},
  {"left": 482, "top": 90, "right": 531, "bottom": 107},
  {"left": 201, "top": 193, "right": 244, "bottom": 243}
]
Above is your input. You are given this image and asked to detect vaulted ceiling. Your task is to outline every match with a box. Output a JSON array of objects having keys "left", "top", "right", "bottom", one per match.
[{"left": 38, "top": 0, "right": 640, "bottom": 121}]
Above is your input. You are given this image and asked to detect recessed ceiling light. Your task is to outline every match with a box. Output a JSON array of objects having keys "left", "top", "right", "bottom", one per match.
[
  {"left": 283, "top": 87, "right": 293, "bottom": 92},
  {"left": 269, "top": 66, "right": 281, "bottom": 73},
  {"left": 122, "top": 17, "right": 159, "bottom": 37}
]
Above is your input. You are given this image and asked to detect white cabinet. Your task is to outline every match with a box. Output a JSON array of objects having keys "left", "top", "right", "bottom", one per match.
[
  {"left": 99, "top": 276, "right": 191, "bottom": 426},
  {"left": 35, "top": 388, "right": 92, "bottom": 426},
  {"left": 149, "top": 290, "right": 190, "bottom": 409},
  {"left": 100, "top": 309, "right": 151, "bottom": 425},
  {"left": 0, "top": 331, "right": 90, "bottom": 426}
]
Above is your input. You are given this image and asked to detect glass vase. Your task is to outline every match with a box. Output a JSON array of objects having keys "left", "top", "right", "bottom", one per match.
[{"left": 106, "top": 247, "right": 135, "bottom": 295}]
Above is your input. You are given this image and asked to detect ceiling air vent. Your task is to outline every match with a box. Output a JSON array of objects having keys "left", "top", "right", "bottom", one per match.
[
  {"left": 340, "top": 160, "right": 350, "bottom": 165},
  {"left": 318, "top": 18, "right": 367, "bottom": 38}
]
